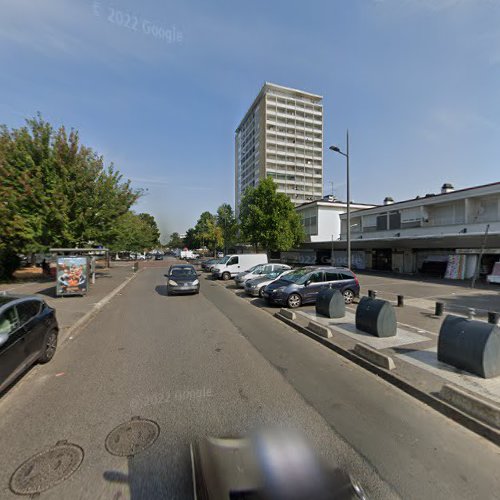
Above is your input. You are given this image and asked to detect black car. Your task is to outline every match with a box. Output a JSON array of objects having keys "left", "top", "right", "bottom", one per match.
[
  {"left": 263, "top": 267, "right": 360, "bottom": 308},
  {"left": 165, "top": 265, "right": 200, "bottom": 295},
  {"left": 154, "top": 254, "right": 164, "bottom": 260},
  {"left": 0, "top": 295, "right": 59, "bottom": 393}
]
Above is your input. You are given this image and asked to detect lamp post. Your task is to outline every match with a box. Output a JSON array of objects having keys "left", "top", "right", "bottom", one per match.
[{"left": 329, "top": 130, "right": 350, "bottom": 269}]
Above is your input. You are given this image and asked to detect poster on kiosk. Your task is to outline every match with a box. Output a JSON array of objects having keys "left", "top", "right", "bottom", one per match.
[{"left": 56, "top": 256, "right": 89, "bottom": 296}]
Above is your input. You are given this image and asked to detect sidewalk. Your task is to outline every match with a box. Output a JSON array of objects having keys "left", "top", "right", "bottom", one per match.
[
  {"left": 276, "top": 302, "right": 500, "bottom": 442},
  {"left": 0, "top": 264, "right": 137, "bottom": 342}
]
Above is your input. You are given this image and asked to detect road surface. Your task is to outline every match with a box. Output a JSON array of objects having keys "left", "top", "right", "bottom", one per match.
[{"left": 0, "top": 261, "right": 498, "bottom": 499}]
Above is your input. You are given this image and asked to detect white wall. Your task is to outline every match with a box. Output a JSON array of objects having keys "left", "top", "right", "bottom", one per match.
[
  {"left": 312, "top": 207, "right": 342, "bottom": 242},
  {"left": 340, "top": 220, "right": 500, "bottom": 241}
]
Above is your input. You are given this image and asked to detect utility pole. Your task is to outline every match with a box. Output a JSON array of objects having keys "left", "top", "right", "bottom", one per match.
[
  {"left": 346, "top": 129, "right": 351, "bottom": 270},
  {"left": 331, "top": 234, "right": 335, "bottom": 266}
]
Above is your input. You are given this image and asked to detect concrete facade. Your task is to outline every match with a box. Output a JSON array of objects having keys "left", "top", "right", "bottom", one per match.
[
  {"left": 334, "top": 182, "right": 500, "bottom": 277},
  {"left": 235, "top": 82, "right": 324, "bottom": 212}
]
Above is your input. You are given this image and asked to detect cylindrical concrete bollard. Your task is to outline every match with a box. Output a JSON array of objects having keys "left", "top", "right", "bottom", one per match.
[
  {"left": 467, "top": 308, "right": 476, "bottom": 320},
  {"left": 435, "top": 302, "right": 444, "bottom": 317},
  {"left": 438, "top": 315, "right": 500, "bottom": 378},
  {"left": 355, "top": 296, "right": 397, "bottom": 337},
  {"left": 315, "top": 288, "right": 345, "bottom": 319},
  {"left": 488, "top": 311, "right": 499, "bottom": 325},
  {"left": 397, "top": 295, "right": 404, "bottom": 307},
  {"left": 368, "top": 290, "right": 377, "bottom": 299}
]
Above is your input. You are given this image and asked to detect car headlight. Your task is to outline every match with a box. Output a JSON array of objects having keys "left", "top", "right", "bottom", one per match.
[
  {"left": 192, "top": 279, "right": 199, "bottom": 285},
  {"left": 169, "top": 280, "right": 178, "bottom": 286}
]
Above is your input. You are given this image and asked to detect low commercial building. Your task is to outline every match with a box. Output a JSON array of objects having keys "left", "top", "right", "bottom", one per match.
[
  {"left": 282, "top": 196, "right": 375, "bottom": 266},
  {"left": 334, "top": 182, "right": 500, "bottom": 278}
]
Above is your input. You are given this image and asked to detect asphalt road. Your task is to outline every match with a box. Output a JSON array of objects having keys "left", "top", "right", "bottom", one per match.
[{"left": 0, "top": 262, "right": 498, "bottom": 499}]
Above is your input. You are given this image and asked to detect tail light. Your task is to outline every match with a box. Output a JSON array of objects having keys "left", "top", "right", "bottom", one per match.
[{"left": 353, "top": 273, "right": 359, "bottom": 286}]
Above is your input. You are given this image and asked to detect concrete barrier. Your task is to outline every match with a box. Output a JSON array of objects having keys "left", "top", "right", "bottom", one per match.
[
  {"left": 439, "top": 384, "right": 500, "bottom": 429},
  {"left": 438, "top": 315, "right": 500, "bottom": 379},
  {"left": 279, "top": 308, "right": 296, "bottom": 321},
  {"left": 315, "top": 288, "right": 345, "bottom": 318},
  {"left": 307, "top": 321, "right": 332, "bottom": 338},
  {"left": 353, "top": 344, "right": 396, "bottom": 370},
  {"left": 355, "top": 297, "right": 397, "bottom": 338}
]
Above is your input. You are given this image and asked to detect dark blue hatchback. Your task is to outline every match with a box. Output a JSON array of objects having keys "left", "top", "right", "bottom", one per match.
[{"left": 263, "top": 267, "right": 360, "bottom": 308}]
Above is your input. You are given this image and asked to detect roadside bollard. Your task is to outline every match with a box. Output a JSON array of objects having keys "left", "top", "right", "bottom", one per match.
[
  {"left": 467, "top": 308, "right": 476, "bottom": 320},
  {"left": 397, "top": 295, "right": 404, "bottom": 307},
  {"left": 435, "top": 302, "right": 444, "bottom": 317},
  {"left": 487, "top": 311, "right": 499, "bottom": 325},
  {"left": 133, "top": 262, "right": 139, "bottom": 273},
  {"left": 368, "top": 290, "right": 377, "bottom": 299}
]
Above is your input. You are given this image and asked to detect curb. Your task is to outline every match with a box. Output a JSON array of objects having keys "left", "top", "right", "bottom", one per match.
[
  {"left": 275, "top": 312, "right": 500, "bottom": 446},
  {"left": 440, "top": 384, "right": 500, "bottom": 430},
  {"left": 60, "top": 270, "right": 140, "bottom": 345}
]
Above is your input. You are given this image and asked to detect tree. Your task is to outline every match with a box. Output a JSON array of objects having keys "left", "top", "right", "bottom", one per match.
[
  {"left": 138, "top": 213, "right": 160, "bottom": 247},
  {"left": 168, "top": 232, "right": 184, "bottom": 249},
  {"left": 239, "top": 177, "right": 304, "bottom": 253},
  {"left": 183, "top": 228, "right": 200, "bottom": 250},
  {"left": 216, "top": 203, "right": 238, "bottom": 254},
  {"left": 109, "top": 212, "right": 159, "bottom": 253},
  {"left": 195, "top": 211, "right": 222, "bottom": 256},
  {"left": 0, "top": 114, "right": 142, "bottom": 279}
]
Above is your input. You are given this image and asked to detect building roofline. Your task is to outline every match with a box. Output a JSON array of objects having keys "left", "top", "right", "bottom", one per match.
[
  {"left": 340, "top": 181, "right": 500, "bottom": 217},
  {"left": 235, "top": 82, "right": 323, "bottom": 133},
  {"left": 295, "top": 199, "right": 377, "bottom": 209},
  {"left": 263, "top": 82, "right": 323, "bottom": 100}
]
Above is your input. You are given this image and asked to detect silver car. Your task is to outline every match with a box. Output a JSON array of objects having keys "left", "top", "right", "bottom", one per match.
[
  {"left": 235, "top": 263, "right": 291, "bottom": 288},
  {"left": 244, "top": 269, "right": 292, "bottom": 297}
]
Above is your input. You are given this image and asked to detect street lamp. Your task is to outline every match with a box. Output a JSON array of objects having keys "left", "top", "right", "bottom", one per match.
[{"left": 329, "top": 130, "right": 350, "bottom": 269}]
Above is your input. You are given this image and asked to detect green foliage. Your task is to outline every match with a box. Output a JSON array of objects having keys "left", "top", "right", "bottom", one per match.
[
  {"left": 138, "top": 213, "right": 160, "bottom": 247},
  {"left": 239, "top": 177, "right": 304, "bottom": 252},
  {"left": 168, "top": 232, "right": 184, "bottom": 249},
  {"left": 183, "top": 228, "right": 199, "bottom": 249},
  {"left": 216, "top": 203, "right": 238, "bottom": 253},
  {"left": 109, "top": 212, "right": 159, "bottom": 252},
  {"left": 0, "top": 114, "right": 148, "bottom": 278},
  {"left": 195, "top": 211, "right": 222, "bottom": 255}
]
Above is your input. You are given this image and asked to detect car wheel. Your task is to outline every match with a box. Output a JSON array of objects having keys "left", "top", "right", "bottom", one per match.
[
  {"left": 222, "top": 272, "right": 231, "bottom": 281},
  {"left": 343, "top": 289, "right": 355, "bottom": 304},
  {"left": 259, "top": 287, "right": 265, "bottom": 298},
  {"left": 287, "top": 293, "right": 302, "bottom": 309},
  {"left": 39, "top": 328, "right": 58, "bottom": 364}
]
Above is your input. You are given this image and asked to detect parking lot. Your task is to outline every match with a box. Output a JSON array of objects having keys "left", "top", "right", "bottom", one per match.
[
  {"left": 355, "top": 272, "right": 500, "bottom": 317},
  {"left": 201, "top": 266, "right": 500, "bottom": 327}
]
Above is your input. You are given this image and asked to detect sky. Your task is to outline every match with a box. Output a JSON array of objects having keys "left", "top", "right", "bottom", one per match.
[{"left": 1, "top": 0, "right": 499, "bottom": 242}]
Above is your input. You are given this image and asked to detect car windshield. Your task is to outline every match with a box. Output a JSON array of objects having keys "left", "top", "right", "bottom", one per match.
[
  {"left": 170, "top": 268, "right": 196, "bottom": 278},
  {"left": 280, "top": 268, "right": 312, "bottom": 284},
  {"left": 265, "top": 271, "right": 281, "bottom": 279},
  {"left": 247, "top": 265, "right": 261, "bottom": 273},
  {"left": 219, "top": 256, "right": 231, "bottom": 264}
]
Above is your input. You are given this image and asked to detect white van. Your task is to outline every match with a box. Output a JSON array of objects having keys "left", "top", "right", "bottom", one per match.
[{"left": 212, "top": 254, "right": 268, "bottom": 280}]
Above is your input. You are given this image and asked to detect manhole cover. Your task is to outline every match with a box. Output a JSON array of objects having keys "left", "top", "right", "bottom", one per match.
[
  {"left": 105, "top": 417, "right": 160, "bottom": 457},
  {"left": 10, "top": 440, "right": 84, "bottom": 495}
]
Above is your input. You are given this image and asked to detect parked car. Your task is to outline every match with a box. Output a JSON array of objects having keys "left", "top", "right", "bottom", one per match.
[
  {"left": 0, "top": 295, "right": 59, "bottom": 393},
  {"left": 212, "top": 254, "right": 268, "bottom": 281},
  {"left": 244, "top": 268, "right": 292, "bottom": 297},
  {"left": 154, "top": 254, "right": 164, "bottom": 261},
  {"left": 165, "top": 264, "right": 200, "bottom": 295},
  {"left": 263, "top": 267, "right": 360, "bottom": 308},
  {"left": 235, "top": 263, "right": 291, "bottom": 288},
  {"left": 201, "top": 258, "right": 220, "bottom": 272}
]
